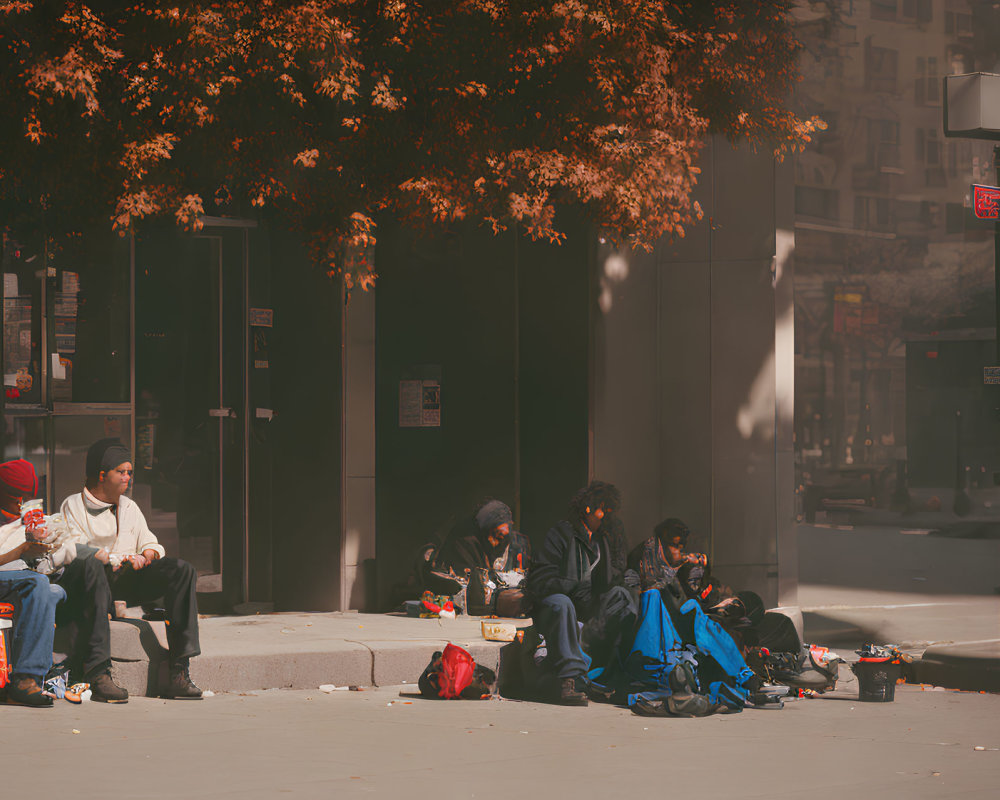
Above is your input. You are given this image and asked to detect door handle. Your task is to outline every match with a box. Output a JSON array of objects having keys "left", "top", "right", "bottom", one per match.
[{"left": 209, "top": 407, "right": 236, "bottom": 418}]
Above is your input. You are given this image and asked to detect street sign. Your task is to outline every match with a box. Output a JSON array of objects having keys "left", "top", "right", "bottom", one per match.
[{"left": 973, "top": 184, "right": 1000, "bottom": 220}]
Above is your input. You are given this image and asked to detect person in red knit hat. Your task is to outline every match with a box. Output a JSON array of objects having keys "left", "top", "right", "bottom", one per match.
[{"left": 0, "top": 459, "right": 63, "bottom": 707}]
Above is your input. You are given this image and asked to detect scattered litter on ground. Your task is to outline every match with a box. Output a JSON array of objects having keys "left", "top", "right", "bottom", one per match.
[
  {"left": 202, "top": 690, "right": 215, "bottom": 698},
  {"left": 319, "top": 684, "right": 349, "bottom": 693},
  {"left": 71, "top": 729, "right": 80, "bottom": 734}
]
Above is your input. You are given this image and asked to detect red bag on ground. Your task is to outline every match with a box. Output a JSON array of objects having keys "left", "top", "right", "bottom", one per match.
[
  {"left": 436, "top": 643, "right": 475, "bottom": 698},
  {"left": 418, "top": 643, "right": 478, "bottom": 699}
]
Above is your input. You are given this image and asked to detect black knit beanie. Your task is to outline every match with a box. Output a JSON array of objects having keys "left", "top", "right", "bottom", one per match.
[
  {"left": 474, "top": 500, "right": 513, "bottom": 532},
  {"left": 86, "top": 438, "right": 132, "bottom": 482}
]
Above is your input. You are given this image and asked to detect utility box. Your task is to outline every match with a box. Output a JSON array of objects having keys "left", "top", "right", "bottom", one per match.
[{"left": 943, "top": 73, "right": 1000, "bottom": 140}]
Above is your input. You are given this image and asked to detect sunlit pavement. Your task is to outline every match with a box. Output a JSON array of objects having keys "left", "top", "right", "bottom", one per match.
[
  {"left": 796, "top": 522, "right": 1000, "bottom": 691},
  {"left": 1, "top": 683, "right": 997, "bottom": 799}
]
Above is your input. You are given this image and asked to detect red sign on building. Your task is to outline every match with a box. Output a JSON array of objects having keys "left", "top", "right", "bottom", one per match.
[{"left": 973, "top": 184, "right": 1000, "bottom": 219}]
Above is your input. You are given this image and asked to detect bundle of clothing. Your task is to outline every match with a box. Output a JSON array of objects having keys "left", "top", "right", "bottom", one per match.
[{"left": 590, "top": 589, "right": 759, "bottom": 716}]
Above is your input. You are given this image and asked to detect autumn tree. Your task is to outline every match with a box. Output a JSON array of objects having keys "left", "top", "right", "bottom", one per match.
[{"left": 1, "top": 1, "right": 823, "bottom": 286}]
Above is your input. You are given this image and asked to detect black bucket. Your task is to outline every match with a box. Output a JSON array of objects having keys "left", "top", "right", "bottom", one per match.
[{"left": 851, "top": 657, "right": 902, "bottom": 702}]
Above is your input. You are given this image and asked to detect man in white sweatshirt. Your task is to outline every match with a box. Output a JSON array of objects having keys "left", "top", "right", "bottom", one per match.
[{"left": 61, "top": 439, "right": 202, "bottom": 699}]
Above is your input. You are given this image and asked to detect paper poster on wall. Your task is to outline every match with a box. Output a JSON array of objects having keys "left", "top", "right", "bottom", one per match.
[
  {"left": 253, "top": 328, "right": 269, "bottom": 369},
  {"left": 51, "top": 355, "right": 73, "bottom": 402},
  {"left": 249, "top": 307, "right": 273, "bottom": 327},
  {"left": 399, "top": 379, "right": 441, "bottom": 427},
  {"left": 55, "top": 292, "right": 78, "bottom": 353},
  {"left": 3, "top": 296, "right": 31, "bottom": 370},
  {"left": 61, "top": 271, "right": 80, "bottom": 294}
]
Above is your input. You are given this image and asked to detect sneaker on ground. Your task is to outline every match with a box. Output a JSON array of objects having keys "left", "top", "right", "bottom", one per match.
[
  {"left": 164, "top": 667, "right": 203, "bottom": 700},
  {"left": 65, "top": 682, "right": 91, "bottom": 704},
  {"left": 666, "top": 691, "right": 713, "bottom": 717},
  {"left": 5, "top": 676, "right": 54, "bottom": 708},
  {"left": 89, "top": 671, "right": 129, "bottom": 703}
]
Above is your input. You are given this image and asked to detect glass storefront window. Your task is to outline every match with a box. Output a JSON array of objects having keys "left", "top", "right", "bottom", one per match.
[
  {"left": 2, "top": 232, "right": 44, "bottom": 406},
  {"left": 47, "top": 232, "right": 131, "bottom": 404},
  {"left": 51, "top": 415, "right": 133, "bottom": 514},
  {"left": 3, "top": 226, "right": 133, "bottom": 515},
  {"left": 792, "top": 0, "right": 1000, "bottom": 520},
  {"left": 2, "top": 414, "right": 48, "bottom": 499}
]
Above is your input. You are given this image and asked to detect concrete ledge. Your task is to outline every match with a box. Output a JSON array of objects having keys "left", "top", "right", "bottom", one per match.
[
  {"left": 912, "top": 640, "right": 1000, "bottom": 693},
  {"left": 98, "top": 611, "right": 529, "bottom": 696}
]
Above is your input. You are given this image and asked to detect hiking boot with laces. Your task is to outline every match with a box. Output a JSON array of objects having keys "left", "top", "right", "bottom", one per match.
[
  {"left": 90, "top": 671, "right": 129, "bottom": 703},
  {"left": 555, "top": 677, "right": 588, "bottom": 706},
  {"left": 5, "top": 676, "right": 54, "bottom": 708},
  {"left": 164, "top": 666, "right": 203, "bottom": 699}
]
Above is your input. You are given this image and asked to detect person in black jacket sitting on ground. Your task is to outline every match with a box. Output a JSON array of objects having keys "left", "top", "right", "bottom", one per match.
[
  {"left": 431, "top": 499, "right": 531, "bottom": 617},
  {"left": 525, "top": 481, "right": 637, "bottom": 706}
]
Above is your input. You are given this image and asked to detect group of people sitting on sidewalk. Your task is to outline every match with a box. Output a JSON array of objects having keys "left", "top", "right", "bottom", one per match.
[
  {"left": 418, "top": 480, "right": 821, "bottom": 711},
  {"left": 0, "top": 438, "right": 202, "bottom": 708}
]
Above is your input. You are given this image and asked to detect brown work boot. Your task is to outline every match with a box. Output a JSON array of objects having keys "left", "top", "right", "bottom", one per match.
[
  {"left": 164, "top": 665, "right": 203, "bottom": 699},
  {"left": 5, "top": 676, "right": 54, "bottom": 707},
  {"left": 556, "top": 677, "right": 589, "bottom": 706},
  {"left": 90, "top": 671, "right": 129, "bottom": 704}
]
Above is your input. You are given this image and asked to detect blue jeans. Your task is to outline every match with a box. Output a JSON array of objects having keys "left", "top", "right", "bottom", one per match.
[{"left": 0, "top": 570, "right": 65, "bottom": 680}]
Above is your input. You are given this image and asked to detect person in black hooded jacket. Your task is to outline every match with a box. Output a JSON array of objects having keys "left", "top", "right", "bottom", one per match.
[{"left": 525, "top": 481, "right": 637, "bottom": 706}]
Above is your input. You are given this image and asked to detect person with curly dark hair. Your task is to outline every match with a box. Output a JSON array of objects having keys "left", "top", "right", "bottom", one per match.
[{"left": 525, "top": 480, "right": 637, "bottom": 706}]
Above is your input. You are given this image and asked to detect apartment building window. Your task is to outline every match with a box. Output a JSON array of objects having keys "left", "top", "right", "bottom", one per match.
[
  {"left": 854, "top": 196, "right": 893, "bottom": 230},
  {"left": 866, "top": 119, "right": 901, "bottom": 167},
  {"left": 945, "top": 11, "right": 973, "bottom": 37},
  {"left": 865, "top": 41, "right": 898, "bottom": 93},
  {"left": 796, "top": 186, "right": 840, "bottom": 220},
  {"left": 871, "top": 0, "right": 897, "bottom": 21},
  {"left": 916, "top": 128, "right": 946, "bottom": 186},
  {"left": 915, "top": 56, "right": 940, "bottom": 105},
  {"left": 902, "top": 0, "right": 932, "bottom": 23}
]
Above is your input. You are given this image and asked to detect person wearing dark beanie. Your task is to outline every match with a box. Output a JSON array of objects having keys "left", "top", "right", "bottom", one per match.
[
  {"left": 0, "top": 459, "right": 63, "bottom": 707},
  {"left": 430, "top": 499, "right": 532, "bottom": 617},
  {"left": 59, "top": 438, "right": 203, "bottom": 699}
]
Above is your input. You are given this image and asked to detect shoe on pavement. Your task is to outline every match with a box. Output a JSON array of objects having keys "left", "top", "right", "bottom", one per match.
[
  {"left": 554, "top": 677, "right": 588, "bottom": 706},
  {"left": 666, "top": 691, "right": 713, "bottom": 717},
  {"left": 773, "top": 648, "right": 839, "bottom": 692},
  {"left": 5, "top": 676, "right": 54, "bottom": 708},
  {"left": 65, "top": 682, "right": 91, "bottom": 704},
  {"left": 90, "top": 671, "right": 129, "bottom": 703},
  {"left": 164, "top": 666, "right": 203, "bottom": 699}
]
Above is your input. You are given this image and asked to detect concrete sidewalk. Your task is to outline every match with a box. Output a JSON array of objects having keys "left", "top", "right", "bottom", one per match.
[{"left": 105, "top": 594, "right": 1000, "bottom": 697}]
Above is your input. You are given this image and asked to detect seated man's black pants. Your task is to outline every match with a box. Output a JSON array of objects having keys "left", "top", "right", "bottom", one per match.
[
  {"left": 107, "top": 557, "right": 201, "bottom": 667},
  {"left": 54, "top": 555, "right": 114, "bottom": 679}
]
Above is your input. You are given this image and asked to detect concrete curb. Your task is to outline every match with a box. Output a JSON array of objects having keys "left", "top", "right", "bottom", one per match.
[{"left": 912, "top": 641, "right": 1000, "bottom": 693}]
